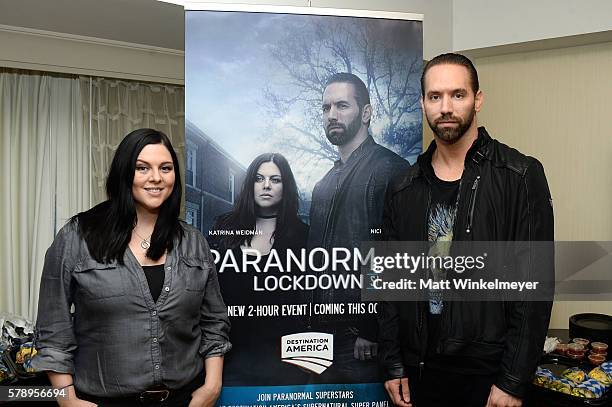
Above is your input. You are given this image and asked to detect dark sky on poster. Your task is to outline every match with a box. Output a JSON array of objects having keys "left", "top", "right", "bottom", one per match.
[{"left": 186, "top": 10, "right": 423, "bottom": 198}]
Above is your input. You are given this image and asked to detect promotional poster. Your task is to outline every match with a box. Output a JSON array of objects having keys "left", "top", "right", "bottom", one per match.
[{"left": 185, "top": 5, "right": 423, "bottom": 406}]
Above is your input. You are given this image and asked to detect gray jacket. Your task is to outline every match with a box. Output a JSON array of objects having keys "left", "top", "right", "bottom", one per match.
[{"left": 32, "top": 221, "right": 231, "bottom": 397}]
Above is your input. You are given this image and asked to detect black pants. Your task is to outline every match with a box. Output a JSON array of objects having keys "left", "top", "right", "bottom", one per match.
[
  {"left": 408, "top": 367, "right": 495, "bottom": 407},
  {"left": 76, "top": 373, "right": 205, "bottom": 407}
]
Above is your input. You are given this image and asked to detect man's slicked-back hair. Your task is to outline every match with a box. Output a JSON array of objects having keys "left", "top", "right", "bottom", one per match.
[
  {"left": 325, "top": 72, "right": 371, "bottom": 110},
  {"left": 421, "top": 53, "right": 479, "bottom": 97}
]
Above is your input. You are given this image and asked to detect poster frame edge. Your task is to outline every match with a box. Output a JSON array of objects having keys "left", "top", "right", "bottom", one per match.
[{"left": 184, "top": 2, "right": 423, "bottom": 22}]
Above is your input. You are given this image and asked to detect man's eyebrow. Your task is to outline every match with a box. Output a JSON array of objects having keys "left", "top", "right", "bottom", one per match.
[
  {"left": 426, "top": 88, "right": 468, "bottom": 95},
  {"left": 322, "top": 99, "right": 351, "bottom": 107}
]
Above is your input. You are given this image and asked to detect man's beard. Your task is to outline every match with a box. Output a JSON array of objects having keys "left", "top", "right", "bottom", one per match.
[
  {"left": 427, "top": 108, "right": 475, "bottom": 144},
  {"left": 325, "top": 112, "right": 362, "bottom": 146}
]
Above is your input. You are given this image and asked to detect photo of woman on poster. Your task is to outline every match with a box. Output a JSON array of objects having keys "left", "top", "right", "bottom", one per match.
[
  {"left": 211, "top": 152, "right": 309, "bottom": 385},
  {"left": 213, "top": 152, "right": 308, "bottom": 254}
]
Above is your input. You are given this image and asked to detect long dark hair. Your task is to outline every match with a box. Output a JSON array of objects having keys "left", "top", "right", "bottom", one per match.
[
  {"left": 215, "top": 153, "right": 300, "bottom": 250},
  {"left": 73, "top": 128, "right": 183, "bottom": 263}
]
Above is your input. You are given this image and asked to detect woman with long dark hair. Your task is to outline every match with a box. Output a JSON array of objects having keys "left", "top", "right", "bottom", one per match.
[
  {"left": 212, "top": 152, "right": 308, "bottom": 386},
  {"left": 214, "top": 152, "right": 305, "bottom": 254},
  {"left": 33, "top": 129, "right": 230, "bottom": 407}
]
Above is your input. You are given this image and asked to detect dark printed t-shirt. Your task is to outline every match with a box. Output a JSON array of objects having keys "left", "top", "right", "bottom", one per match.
[{"left": 424, "top": 161, "right": 459, "bottom": 362}]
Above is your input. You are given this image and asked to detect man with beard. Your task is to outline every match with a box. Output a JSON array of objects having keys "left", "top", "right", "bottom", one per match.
[
  {"left": 379, "top": 53, "right": 554, "bottom": 407},
  {"left": 308, "top": 73, "right": 409, "bottom": 382}
]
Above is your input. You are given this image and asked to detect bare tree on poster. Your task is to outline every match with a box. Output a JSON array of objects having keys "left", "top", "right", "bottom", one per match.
[{"left": 261, "top": 18, "right": 422, "bottom": 166}]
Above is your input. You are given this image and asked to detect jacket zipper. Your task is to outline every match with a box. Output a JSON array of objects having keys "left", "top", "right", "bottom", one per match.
[
  {"left": 322, "top": 181, "right": 341, "bottom": 248},
  {"left": 417, "top": 187, "right": 432, "bottom": 378},
  {"left": 465, "top": 176, "right": 480, "bottom": 234},
  {"left": 417, "top": 301, "right": 425, "bottom": 380}
]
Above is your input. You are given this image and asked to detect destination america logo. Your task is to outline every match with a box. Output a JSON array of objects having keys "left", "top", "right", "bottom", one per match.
[{"left": 281, "top": 332, "right": 333, "bottom": 374}]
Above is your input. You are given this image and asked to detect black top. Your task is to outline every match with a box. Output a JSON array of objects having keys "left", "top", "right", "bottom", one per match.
[
  {"left": 212, "top": 218, "right": 310, "bottom": 386},
  {"left": 424, "top": 161, "right": 460, "bottom": 360},
  {"left": 422, "top": 144, "right": 502, "bottom": 373},
  {"left": 142, "top": 264, "right": 165, "bottom": 302}
]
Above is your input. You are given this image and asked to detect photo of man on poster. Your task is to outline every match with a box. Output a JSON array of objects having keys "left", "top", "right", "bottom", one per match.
[{"left": 307, "top": 73, "right": 410, "bottom": 383}]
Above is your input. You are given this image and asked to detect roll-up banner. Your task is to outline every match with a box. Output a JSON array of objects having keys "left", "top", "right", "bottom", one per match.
[{"left": 185, "top": 3, "right": 423, "bottom": 406}]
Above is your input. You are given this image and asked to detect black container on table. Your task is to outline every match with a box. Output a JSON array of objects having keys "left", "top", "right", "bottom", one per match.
[{"left": 569, "top": 313, "right": 612, "bottom": 345}]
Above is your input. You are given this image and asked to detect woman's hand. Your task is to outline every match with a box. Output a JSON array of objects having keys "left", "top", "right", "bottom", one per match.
[
  {"left": 189, "top": 382, "right": 222, "bottom": 407},
  {"left": 48, "top": 372, "right": 97, "bottom": 407},
  {"left": 57, "top": 396, "right": 97, "bottom": 407},
  {"left": 189, "top": 355, "right": 224, "bottom": 407}
]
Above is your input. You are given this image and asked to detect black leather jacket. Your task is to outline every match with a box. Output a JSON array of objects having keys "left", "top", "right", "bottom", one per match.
[
  {"left": 378, "top": 127, "right": 554, "bottom": 398},
  {"left": 308, "top": 136, "right": 410, "bottom": 251},
  {"left": 308, "top": 136, "right": 409, "bottom": 335}
]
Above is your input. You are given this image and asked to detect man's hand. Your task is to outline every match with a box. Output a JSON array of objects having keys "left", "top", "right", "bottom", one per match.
[
  {"left": 189, "top": 383, "right": 222, "bottom": 407},
  {"left": 384, "top": 378, "right": 412, "bottom": 407},
  {"left": 486, "top": 385, "right": 522, "bottom": 407},
  {"left": 354, "top": 336, "right": 378, "bottom": 360}
]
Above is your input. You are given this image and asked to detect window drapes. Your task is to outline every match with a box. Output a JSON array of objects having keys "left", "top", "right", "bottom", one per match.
[
  {"left": 0, "top": 70, "right": 89, "bottom": 318},
  {"left": 82, "top": 77, "right": 185, "bottom": 205},
  {"left": 0, "top": 69, "right": 185, "bottom": 319}
]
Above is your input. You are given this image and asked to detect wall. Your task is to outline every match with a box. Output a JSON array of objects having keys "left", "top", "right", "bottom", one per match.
[
  {"left": 0, "top": 0, "right": 184, "bottom": 49},
  {"left": 313, "top": 0, "right": 451, "bottom": 60},
  {"left": 0, "top": 25, "right": 184, "bottom": 84},
  {"left": 453, "top": 0, "right": 612, "bottom": 51},
  {"left": 0, "top": 0, "right": 185, "bottom": 84},
  {"left": 472, "top": 42, "right": 612, "bottom": 328}
]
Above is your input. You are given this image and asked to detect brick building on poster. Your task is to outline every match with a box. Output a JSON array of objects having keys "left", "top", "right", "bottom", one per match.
[{"left": 184, "top": 120, "right": 246, "bottom": 236}]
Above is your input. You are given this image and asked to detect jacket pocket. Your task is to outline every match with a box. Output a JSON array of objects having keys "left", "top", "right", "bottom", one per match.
[
  {"left": 73, "top": 259, "right": 125, "bottom": 300},
  {"left": 180, "top": 257, "right": 210, "bottom": 292}
]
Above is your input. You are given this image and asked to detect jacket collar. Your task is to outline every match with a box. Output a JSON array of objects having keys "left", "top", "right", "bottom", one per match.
[
  {"left": 418, "top": 126, "right": 491, "bottom": 174},
  {"left": 333, "top": 134, "right": 376, "bottom": 167}
]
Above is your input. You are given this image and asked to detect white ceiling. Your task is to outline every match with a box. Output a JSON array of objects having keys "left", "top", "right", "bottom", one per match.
[{"left": 0, "top": 0, "right": 185, "bottom": 50}]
